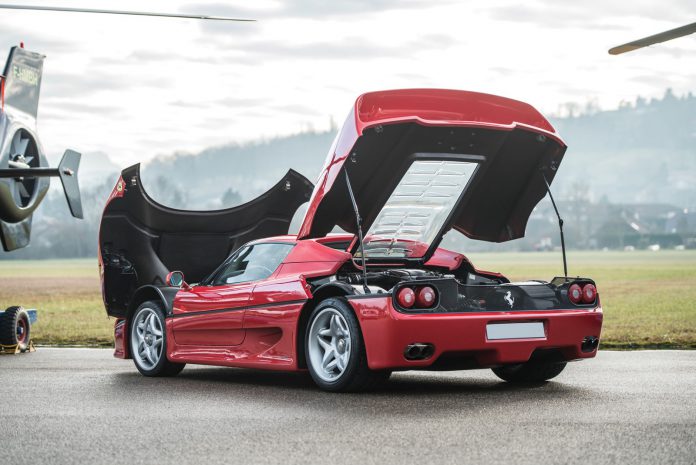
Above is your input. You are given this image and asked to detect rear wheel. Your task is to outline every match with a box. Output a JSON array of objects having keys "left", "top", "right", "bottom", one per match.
[
  {"left": 130, "top": 301, "right": 185, "bottom": 377},
  {"left": 0, "top": 306, "right": 31, "bottom": 352},
  {"left": 492, "top": 361, "right": 567, "bottom": 383},
  {"left": 305, "top": 298, "right": 391, "bottom": 392}
]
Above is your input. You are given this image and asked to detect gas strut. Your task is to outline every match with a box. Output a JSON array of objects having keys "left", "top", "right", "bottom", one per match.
[
  {"left": 542, "top": 172, "right": 568, "bottom": 278},
  {"left": 344, "top": 170, "right": 370, "bottom": 294}
]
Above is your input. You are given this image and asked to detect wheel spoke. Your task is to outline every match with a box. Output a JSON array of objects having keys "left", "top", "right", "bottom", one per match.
[
  {"left": 325, "top": 358, "right": 338, "bottom": 372},
  {"left": 321, "top": 347, "right": 335, "bottom": 368},
  {"left": 318, "top": 328, "right": 332, "bottom": 337},
  {"left": 145, "top": 346, "right": 156, "bottom": 365},
  {"left": 329, "top": 315, "right": 336, "bottom": 337},
  {"left": 337, "top": 317, "right": 349, "bottom": 336},
  {"left": 149, "top": 315, "right": 161, "bottom": 335},
  {"left": 146, "top": 314, "right": 155, "bottom": 334},
  {"left": 316, "top": 334, "right": 331, "bottom": 351},
  {"left": 150, "top": 318, "right": 162, "bottom": 336},
  {"left": 136, "top": 320, "right": 146, "bottom": 337},
  {"left": 153, "top": 341, "right": 162, "bottom": 358}
]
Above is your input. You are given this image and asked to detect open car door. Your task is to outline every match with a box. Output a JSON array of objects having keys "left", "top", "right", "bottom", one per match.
[{"left": 99, "top": 164, "right": 313, "bottom": 318}]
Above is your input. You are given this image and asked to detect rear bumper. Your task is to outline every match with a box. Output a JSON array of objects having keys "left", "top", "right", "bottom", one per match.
[{"left": 349, "top": 297, "right": 603, "bottom": 370}]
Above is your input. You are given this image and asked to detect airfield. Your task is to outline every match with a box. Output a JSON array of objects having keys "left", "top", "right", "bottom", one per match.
[
  {"left": 1, "top": 348, "right": 694, "bottom": 465},
  {"left": 2, "top": 250, "right": 694, "bottom": 348},
  {"left": 1, "top": 249, "right": 695, "bottom": 464}
]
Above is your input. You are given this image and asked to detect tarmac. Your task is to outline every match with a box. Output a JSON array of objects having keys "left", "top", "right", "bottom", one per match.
[{"left": 1, "top": 348, "right": 694, "bottom": 464}]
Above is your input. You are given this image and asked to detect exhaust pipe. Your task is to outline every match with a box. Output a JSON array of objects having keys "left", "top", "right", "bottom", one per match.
[
  {"left": 404, "top": 343, "right": 434, "bottom": 361},
  {"left": 581, "top": 336, "right": 599, "bottom": 353}
]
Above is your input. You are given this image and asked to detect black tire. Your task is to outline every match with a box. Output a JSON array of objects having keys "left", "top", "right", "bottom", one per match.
[
  {"left": 305, "top": 297, "right": 391, "bottom": 392},
  {"left": 0, "top": 306, "right": 31, "bottom": 352},
  {"left": 492, "top": 361, "right": 567, "bottom": 383},
  {"left": 130, "top": 301, "right": 185, "bottom": 377}
]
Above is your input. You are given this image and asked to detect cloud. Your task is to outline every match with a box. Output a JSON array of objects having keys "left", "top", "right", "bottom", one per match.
[
  {"left": 127, "top": 49, "right": 174, "bottom": 63},
  {"left": 183, "top": 1, "right": 451, "bottom": 20},
  {"left": 207, "top": 33, "right": 458, "bottom": 66},
  {"left": 40, "top": 100, "right": 124, "bottom": 119},
  {"left": 41, "top": 71, "right": 128, "bottom": 97},
  {"left": 0, "top": 24, "right": 75, "bottom": 54},
  {"left": 41, "top": 68, "right": 174, "bottom": 99},
  {"left": 484, "top": 1, "right": 694, "bottom": 29},
  {"left": 271, "top": 102, "right": 321, "bottom": 115}
]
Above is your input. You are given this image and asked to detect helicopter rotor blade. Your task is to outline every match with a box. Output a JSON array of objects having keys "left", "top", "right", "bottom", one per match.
[
  {"left": 0, "top": 4, "right": 256, "bottom": 22},
  {"left": 609, "top": 22, "right": 696, "bottom": 55}
]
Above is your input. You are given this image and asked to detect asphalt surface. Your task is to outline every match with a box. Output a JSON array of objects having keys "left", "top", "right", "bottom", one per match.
[{"left": 1, "top": 349, "right": 694, "bottom": 465}]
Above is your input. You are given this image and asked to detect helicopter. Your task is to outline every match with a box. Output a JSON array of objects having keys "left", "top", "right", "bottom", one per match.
[
  {"left": 0, "top": 5, "right": 252, "bottom": 253},
  {"left": 0, "top": 43, "right": 83, "bottom": 252},
  {"left": 0, "top": 5, "right": 252, "bottom": 351}
]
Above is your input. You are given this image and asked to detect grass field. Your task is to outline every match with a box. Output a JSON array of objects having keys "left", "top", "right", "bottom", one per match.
[{"left": 1, "top": 251, "right": 695, "bottom": 348}]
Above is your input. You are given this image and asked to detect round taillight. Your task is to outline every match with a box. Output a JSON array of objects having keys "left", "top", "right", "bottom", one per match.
[
  {"left": 416, "top": 286, "right": 437, "bottom": 308},
  {"left": 396, "top": 287, "right": 416, "bottom": 308},
  {"left": 568, "top": 284, "right": 583, "bottom": 304},
  {"left": 582, "top": 283, "right": 597, "bottom": 304}
]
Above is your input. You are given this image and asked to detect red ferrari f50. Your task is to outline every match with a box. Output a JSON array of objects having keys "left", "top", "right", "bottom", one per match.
[{"left": 99, "top": 89, "right": 602, "bottom": 391}]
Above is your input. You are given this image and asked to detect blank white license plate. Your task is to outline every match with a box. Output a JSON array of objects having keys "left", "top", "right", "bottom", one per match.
[{"left": 486, "top": 322, "right": 546, "bottom": 340}]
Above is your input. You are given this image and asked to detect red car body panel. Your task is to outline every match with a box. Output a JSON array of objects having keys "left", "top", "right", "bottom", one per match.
[
  {"left": 167, "top": 300, "right": 306, "bottom": 370},
  {"left": 350, "top": 297, "right": 603, "bottom": 370}
]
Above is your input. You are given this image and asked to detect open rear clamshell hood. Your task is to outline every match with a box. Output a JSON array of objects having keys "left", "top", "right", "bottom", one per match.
[
  {"left": 99, "top": 164, "right": 313, "bottom": 317},
  {"left": 297, "top": 89, "right": 567, "bottom": 260}
]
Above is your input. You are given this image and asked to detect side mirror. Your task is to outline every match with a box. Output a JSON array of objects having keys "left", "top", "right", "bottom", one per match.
[{"left": 166, "top": 271, "right": 187, "bottom": 289}]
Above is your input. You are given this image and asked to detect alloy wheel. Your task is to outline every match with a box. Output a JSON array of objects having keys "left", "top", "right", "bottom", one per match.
[
  {"left": 131, "top": 308, "right": 164, "bottom": 370},
  {"left": 308, "top": 307, "right": 352, "bottom": 382}
]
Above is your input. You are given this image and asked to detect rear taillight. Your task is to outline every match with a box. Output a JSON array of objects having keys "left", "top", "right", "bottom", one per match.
[
  {"left": 581, "top": 283, "right": 597, "bottom": 304},
  {"left": 568, "top": 284, "right": 583, "bottom": 304},
  {"left": 397, "top": 287, "right": 416, "bottom": 308},
  {"left": 416, "top": 286, "right": 437, "bottom": 308}
]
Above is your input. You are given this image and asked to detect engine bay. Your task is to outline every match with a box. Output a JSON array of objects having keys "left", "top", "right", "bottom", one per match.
[{"left": 322, "top": 263, "right": 597, "bottom": 314}]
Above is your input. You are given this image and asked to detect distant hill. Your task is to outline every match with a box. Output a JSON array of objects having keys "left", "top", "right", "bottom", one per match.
[
  {"left": 549, "top": 90, "right": 696, "bottom": 208},
  {"left": 141, "top": 89, "right": 696, "bottom": 211},
  {"left": 142, "top": 130, "right": 336, "bottom": 209},
  {"left": 3, "top": 90, "right": 695, "bottom": 259}
]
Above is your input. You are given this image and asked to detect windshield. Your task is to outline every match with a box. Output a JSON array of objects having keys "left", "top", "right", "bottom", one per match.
[
  {"left": 359, "top": 159, "right": 479, "bottom": 259},
  {"left": 212, "top": 243, "right": 293, "bottom": 285}
]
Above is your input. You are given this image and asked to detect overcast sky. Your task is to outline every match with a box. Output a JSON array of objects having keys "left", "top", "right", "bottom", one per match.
[{"left": 0, "top": 0, "right": 694, "bottom": 166}]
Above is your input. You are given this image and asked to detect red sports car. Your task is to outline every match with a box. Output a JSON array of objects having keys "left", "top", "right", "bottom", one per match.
[{"left": 99, "top": 89, "right": 602, "bottom": 391}]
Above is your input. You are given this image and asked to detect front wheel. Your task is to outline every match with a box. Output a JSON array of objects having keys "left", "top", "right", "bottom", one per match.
[
  {"left": 130, "top": 301, "right": 185, "bottom": 377},
  {"left": 305, "top": 298, "right": 390, "bottom": 392},
  {"left": 492, "top": 361, "right": 567, "bottom": 383}
]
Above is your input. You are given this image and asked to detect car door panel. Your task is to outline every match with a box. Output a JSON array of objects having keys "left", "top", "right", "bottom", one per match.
[{"left": 171, "top": 283, "right": 252, "bottom": 346}]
